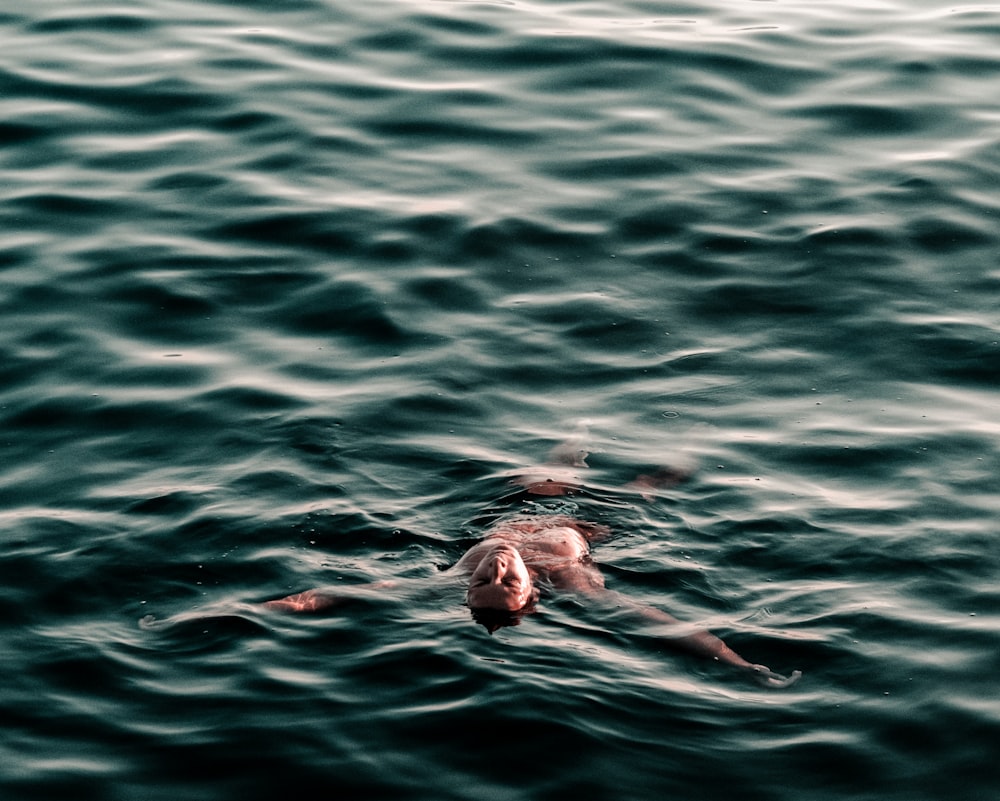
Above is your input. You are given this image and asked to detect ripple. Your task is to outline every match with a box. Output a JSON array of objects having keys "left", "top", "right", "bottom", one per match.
[{"left": 3, "top": 2, "right": 1000, "bottom": 800}]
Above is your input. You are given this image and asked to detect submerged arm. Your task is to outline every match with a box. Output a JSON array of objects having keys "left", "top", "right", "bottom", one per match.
[
  {"left": 263, "top": 580, "right": 399, "bottom": 613},
  {"left": 263, "top": 589, "right": 341, "bottom": 613},
  {"left": 608, "top": 589, "right": 799, "bottom": 687},
  {"left": 555, "top": 564, "right": 799, "bottom": 688}
]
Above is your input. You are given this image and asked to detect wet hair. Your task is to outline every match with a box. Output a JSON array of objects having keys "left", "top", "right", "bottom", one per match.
[
  {"left": 469, "top": 605, "right": 528, "bottom": 633},
  {"left": 469, "top": 598, "right": 537, "bottom": 634}
]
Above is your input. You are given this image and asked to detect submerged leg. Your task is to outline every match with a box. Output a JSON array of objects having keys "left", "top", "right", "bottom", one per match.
[
  {"left": 511, "top": 425, "right": 591, "bottom": 497},
  {"left": 545, "top": 422, "right": 591, "bottom": 467},
  {"left": 624, "top": 465, "right": 692, "bottom": 500}
]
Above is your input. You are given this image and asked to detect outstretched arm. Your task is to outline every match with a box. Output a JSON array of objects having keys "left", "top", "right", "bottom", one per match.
[
  {"left": 613, "top": 592, "right": 800, "bottom": 688},
  {"left": 263, "top": 589, "right": 341, "bottom": 613},
  {"left": 140, "top": 580, "right": 404, "bottom": 632},
  {"left": 263, "top": 580, "right": 399, "bottom": 613},
  {"left": 554, "top": 565, "right": 800, "bottom": 688}
]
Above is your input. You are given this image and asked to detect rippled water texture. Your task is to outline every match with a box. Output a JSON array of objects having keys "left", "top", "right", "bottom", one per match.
[{"left": 2, "top": 1, "right": 999, "bottom": 800}]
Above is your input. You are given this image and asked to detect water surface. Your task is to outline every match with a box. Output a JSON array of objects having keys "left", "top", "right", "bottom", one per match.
[{"left": 2, "top": 1, "right": 999, "bottom": 800}]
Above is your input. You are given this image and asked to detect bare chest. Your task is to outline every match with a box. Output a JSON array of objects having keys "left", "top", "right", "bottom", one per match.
[
  {"left": 517, "top": 527, "right": 588, "bottom": 560},
  {"left": 486, "top": 525, "right": 589, "bottom": 574}
]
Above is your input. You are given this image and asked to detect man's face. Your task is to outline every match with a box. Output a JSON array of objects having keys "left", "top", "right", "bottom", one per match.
[{"left": 466, "top": 544, "right": 533, "bottom": 611}]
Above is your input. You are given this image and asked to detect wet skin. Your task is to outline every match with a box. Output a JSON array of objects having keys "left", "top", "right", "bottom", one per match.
[
  {"left": 455, "top": 516, "right": 606, "bottom": 606},
  {"left": 449, "top": 515, "right": 798, "bottom": 687},
  {"left": 261, "top": 453, "right": 801, "bottom": 688},
  {"left": 264, "top": 513, "right": 800, "bottom": 688}
]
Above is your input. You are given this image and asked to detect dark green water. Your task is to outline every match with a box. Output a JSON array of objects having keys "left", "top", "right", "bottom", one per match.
[{"left": 2, "top": 1, "right": 999, "bottom": 799}]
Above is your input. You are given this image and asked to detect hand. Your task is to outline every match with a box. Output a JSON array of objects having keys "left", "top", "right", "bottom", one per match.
[{"left": 749, "top": 664, "right": 802, "bottom": 689}]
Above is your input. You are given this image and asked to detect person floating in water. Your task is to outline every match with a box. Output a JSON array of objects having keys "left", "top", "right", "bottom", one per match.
[{"left": 263, "top": 434, "right": 801, "bottom": 689}]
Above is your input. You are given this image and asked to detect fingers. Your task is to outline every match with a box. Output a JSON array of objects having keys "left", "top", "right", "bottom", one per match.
[{"left": 750, "top": 665, "right": 802, "bottom": 689}]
